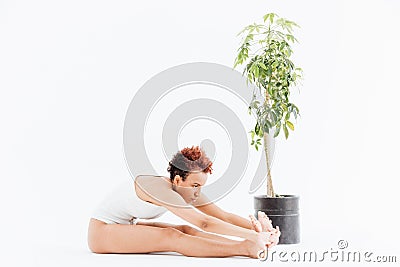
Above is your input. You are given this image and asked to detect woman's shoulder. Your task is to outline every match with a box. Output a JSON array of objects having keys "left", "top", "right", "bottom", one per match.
[
  {"left": 134, "top": 175, "right": 190, "bottom": 208},
  {"left": 135, "top": 175, "right": 171, "bottom": 187},
  {"left": 134, "top": 175, "right": 172, "bottom": 203}
]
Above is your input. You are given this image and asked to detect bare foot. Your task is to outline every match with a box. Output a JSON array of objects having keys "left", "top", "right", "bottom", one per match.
[
  {"left": 249, "top": 212, "right": 281, "bottom": 248},
  {"left": 257, "top": 211, "right": 274, "bottom": 232},
  {"left": 249, "top": 213, "right": 272, "bottom": 232},
  {"left": 249, "top": 214, "right": 262, "bottom": 232}
]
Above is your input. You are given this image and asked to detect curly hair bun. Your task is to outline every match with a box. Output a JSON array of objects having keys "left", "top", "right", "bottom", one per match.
[
  {"left": 181, "top": 145, "right": 203, "bottom": 161},
  {"left": 167, "top": 145, "right": 213, "bottom": 181}
]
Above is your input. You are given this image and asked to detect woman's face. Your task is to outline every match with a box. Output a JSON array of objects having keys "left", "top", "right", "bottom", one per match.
[{"left": 173, "top": 172, "right": 208, "bottom": 204}]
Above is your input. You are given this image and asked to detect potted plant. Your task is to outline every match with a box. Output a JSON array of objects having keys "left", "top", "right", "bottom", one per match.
[{"left": 234, "top": 13, "right": 303, "bottom": 244}]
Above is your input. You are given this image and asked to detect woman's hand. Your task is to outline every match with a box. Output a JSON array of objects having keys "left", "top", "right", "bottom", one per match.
[
  {"left": 253, "top": 231, "right": 273, "bottom": 247},
  {"left": 267, "top": 227, "right": 280, "bottom": 248},
  {"left": 249, "top": 211, "right": 281, "bottom": 248}
]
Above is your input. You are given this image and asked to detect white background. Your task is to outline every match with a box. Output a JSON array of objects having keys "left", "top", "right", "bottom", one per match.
[{"left": 1, "top": 0, "right": 399, "bottom": 266}]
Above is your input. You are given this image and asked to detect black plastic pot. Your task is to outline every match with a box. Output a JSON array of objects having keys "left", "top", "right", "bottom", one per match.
[{"left": 254, "top": 195, "right": 300, "bottom": 244}]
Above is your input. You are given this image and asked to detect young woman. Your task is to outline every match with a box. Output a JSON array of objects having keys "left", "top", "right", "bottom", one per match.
[{"left": 87, "top": 146, "right": 280, "bottom": 258}]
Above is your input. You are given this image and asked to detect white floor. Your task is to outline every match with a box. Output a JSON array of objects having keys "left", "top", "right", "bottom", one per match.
[
  {"left": 33, "top": 244, "right": 252, "bottom": 267},
  {"left": 28, "top": 238, "right": 398, "bottom": 267},
  {"left": 23, "top": 225, "right": 398, "bottom": 267}
]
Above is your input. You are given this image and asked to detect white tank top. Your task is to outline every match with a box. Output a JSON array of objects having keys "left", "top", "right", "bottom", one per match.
[{"left": 91, "top": 179, "right": 168, "bottom": 224}]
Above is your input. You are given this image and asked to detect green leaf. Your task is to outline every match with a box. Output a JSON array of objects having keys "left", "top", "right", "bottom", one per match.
[
  {"left": 263, "top": 14, "right": 269, "bottom": 23},
  {"left": 269, "top": 13, "right": 275, "bottom": 24},
  {"left": 271, "top": 111, "right": 277, "bottom": 124},
  {"left": 283, "top": 124, "right": 289, "bottom": 139},
  {"left": 273, "top": 124, "right": 281, "bottom": 137},
  {"left": 247, "top": 73, "right": 252, "bottom": 82},
  {"left": 265, "top": 119, "right": 272, "bottom": 129},
  {"left": 263, "top": 13, "right": 273, "bottom": 23},
  {"left": 292, "top": 104, "right": 300, "bottom": 113},
  {"left": 288, "top": 20, "right": 300, "bottom": 29},
  {"left": 249, "top": 24, "right": 255, "bottom": 33},
  {"left": 245, "top": 34, "right": 254, "bottom": 43},
  {"left": 286, "top": 120, "right": 294, "bottom": 131},
  {"left": 259, "top": 62, "right": 268, "bottom": 70},
  {"left": 254, "top": 65, "right": 259, "bottom": 78},
  {"left": 285, "top": 111, "right": 290, "bottom": 120}
]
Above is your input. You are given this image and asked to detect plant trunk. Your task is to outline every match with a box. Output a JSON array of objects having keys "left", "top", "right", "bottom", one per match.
[{"left": 263, "top": 132, "right": 275, "bottom": 197}]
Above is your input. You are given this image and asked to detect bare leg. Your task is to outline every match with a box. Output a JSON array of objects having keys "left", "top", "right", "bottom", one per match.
[
  {"left": 137, "top": 221, "right": 238, "bottom": 243},
  {"left": 88, "top": 218, "right": 263, "bottom": 258}
]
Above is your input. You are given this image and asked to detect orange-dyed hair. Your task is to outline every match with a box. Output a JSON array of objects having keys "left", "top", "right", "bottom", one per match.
[{"left": 167, "top": 145, "right": 213, "bottom": 182}]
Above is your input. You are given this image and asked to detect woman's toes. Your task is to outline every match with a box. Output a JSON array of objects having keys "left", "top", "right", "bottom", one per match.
[{"left": 249, "top": 215, "right": 262, "bottom": 232}]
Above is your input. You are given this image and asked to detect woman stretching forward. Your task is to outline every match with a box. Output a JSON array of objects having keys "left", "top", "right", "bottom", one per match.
[{"left": 88, "top": 146, "right": 280, "bottom": 258}]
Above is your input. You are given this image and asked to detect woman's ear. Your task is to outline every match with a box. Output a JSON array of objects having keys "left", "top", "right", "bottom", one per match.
[{"left": 173, "top": 175, "right": 181, "bottom": 185}]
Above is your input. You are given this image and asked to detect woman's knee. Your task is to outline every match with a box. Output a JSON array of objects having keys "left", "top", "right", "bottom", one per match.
[
  {"left": 177, "top": 225, "right": 200, "bottom": 236},
  {"left": 164, "top": 226, "right": 185, "bottom": 238}
]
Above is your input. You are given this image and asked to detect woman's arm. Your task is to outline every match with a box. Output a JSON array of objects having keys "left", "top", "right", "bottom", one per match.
[
  {"left": 135, "top": 176, "right": 262, "bottom": 242},
  {"left": 160, "top": 194, "right": 259, "bottom": 241},
  {"left": 224, "top": 212, "right": 254, "bottom": 230},
  {"left": 193, "top": 192, "right": 279, "bottom": 246},
  {"left": 199, "top": 214, "right": 258, "bottom": 240},
  {"left": 194, "top": 193, "right": 254, "bottom": 230}
]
